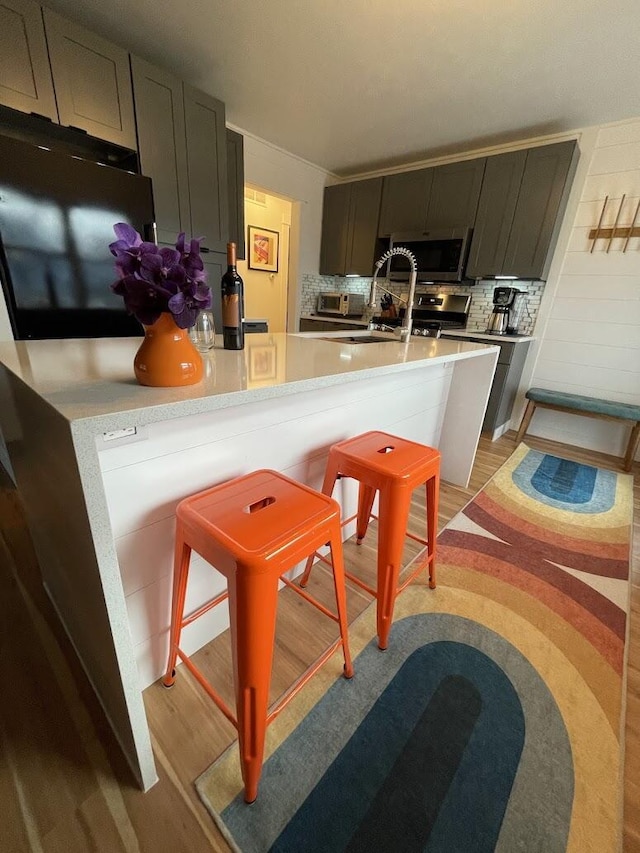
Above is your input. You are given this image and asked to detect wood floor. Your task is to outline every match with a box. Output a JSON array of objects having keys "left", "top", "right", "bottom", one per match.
[{"left": 0, "top": 432, "right": 638, "bottom": 852}]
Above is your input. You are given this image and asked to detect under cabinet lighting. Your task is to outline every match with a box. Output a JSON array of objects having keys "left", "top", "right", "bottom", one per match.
[
  {"left": 495, "top": 275, "right": 518, "bottom": 280},
  {"left": 345, "top": 274, "right": 359, "bottom": 277}
]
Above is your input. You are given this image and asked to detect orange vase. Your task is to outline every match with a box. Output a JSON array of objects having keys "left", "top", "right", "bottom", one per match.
[{"left": 134, "top": 312, "right": 203, "bottom": 387}]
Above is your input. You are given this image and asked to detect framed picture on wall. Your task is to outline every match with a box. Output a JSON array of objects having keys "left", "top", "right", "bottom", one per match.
[{"left": 248, "top": 226, "right": 279, "bottom": 272}]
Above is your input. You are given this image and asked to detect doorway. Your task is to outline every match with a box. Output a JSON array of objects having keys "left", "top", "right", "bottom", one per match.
[{"left": 239, "top": 187, "right": 294, "bottom": 333}]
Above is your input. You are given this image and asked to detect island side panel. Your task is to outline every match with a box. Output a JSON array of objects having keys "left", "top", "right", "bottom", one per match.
[
  {"left": 97, "top": 364, "right": 454, "bottom": 688},
  {"left": 1, "top": 371, "right": 157, "bottom": 791},
  {"left": 439, "top": 347, "right": 499, "bottom": 487}
]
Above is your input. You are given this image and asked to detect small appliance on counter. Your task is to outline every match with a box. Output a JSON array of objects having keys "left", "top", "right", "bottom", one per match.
[
  {"left": 316, "top": 292, "right": 365, "bottom": 317},
  {"left": 486, "top": 287, "right": 527, "bottom": 335}
]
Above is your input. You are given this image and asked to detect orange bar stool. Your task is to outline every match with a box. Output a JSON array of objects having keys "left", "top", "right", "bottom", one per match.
[
  {"left": 163, "top": 469, "right": 353, "bottom": 804},
  {"left": 301, "top": 431, "right": 440, "bottom": 650}
]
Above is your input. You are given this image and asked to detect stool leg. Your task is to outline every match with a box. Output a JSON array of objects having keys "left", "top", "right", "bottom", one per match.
[
  {"left": 356, "top": 483, "right": 376, "bottom": 544},
  {"left": 328, "top": 523, "right": 354, "bottom": 678},
  {"left": 376, "top": 484, "right": 412, "bottom": 650},
  {"left": 229, "top": 569, "right": 279, "bottom": 803},
  {"left": 300, "top": 458, "right": 340, "bottom": 587},
  {"left": 163, "top": 527, "right": 192, "bottom": 687},
  {"left": 426, "top": 471, "right": 440, "bottom": 589}
]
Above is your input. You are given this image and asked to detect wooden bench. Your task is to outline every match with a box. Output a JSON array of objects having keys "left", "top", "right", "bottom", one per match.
[{"left": 516, "top": 387, "right": 640, "bottom": 471}]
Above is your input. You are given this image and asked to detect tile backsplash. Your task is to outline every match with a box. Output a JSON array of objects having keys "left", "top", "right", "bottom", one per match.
[{"left": 300, "top": 275, "right": 543, "bottom": 336}]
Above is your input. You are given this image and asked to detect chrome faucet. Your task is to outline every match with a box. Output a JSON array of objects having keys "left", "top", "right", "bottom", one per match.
[{"left": 368, "top": 247, "right": 418, "bottom": 341}]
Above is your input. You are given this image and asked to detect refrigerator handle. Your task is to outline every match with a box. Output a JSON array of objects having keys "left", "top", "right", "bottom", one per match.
[{"left": 143, "top": 222, "right": 158, "bottom": 245}]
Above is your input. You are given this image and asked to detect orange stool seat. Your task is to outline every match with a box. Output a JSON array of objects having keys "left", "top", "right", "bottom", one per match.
[
  {"left": 302, "top": 431, "right": 440, "bottom": 650},
  {"left": 163, "top": 469, "right": 353, "bottom": 804}
]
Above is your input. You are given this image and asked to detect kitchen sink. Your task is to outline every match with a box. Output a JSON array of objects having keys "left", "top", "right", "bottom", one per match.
[{"left": 318, "top": 335, "right": 398, "bottom": 344}]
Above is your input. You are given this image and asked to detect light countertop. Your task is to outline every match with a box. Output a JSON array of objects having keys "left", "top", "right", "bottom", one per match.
[
  {"left": 440, "top": 329, "right": 534, "bottom": 344},
  {"left": 0, "top": 331, "right": 498, "bottom": 431}
]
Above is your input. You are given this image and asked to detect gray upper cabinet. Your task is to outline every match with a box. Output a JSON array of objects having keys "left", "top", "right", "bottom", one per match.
[
  {"left": 466, "top": 150, "right": 527, "bottom": 278},
  {"left": 0, "top": 0, "right": 58, "bottom": 121},
  {"left": 42, "top": 8, "right": 137, "bottom": 149},
  {"left": 226, "top": 129, "right": 245, "bottom": 259},
  {"left": 183, "top": 84, "right": 228, "bottom": 253},
  {"left": 502, "top": 140, "right": 578, "bottom": 280},
  {"left": 348, "top": 178, "right": 383, "bottom": 274},
  {"left": 131, "top": 57, "right": 190, "bottom": 244},
  {"left": 378, "top": 169, "right": 432, "bottom": 236},
  {"left": 319, "top": 184, "right": 351, "bottom": 275},
  {"left": 424, "top": 158, "right": 486, "bottom": 230},
  {"left": 320, "top": 178, "right": 382, "bottom": 276}
]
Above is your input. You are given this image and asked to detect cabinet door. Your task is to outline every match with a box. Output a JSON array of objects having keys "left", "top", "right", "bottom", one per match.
[
  {"left": 424, "top": 158, "right": 486, "bottom": 230},
  {"left": 319, "top": 184, "right": 350, "bottom": 275},
  {"left": 43, "top": 9, "right": 137, "bottom": 149},
  {"left": 346, "top": 177, "right": 383, "bottom": 275},
  {"left": 226, "top": 129, "right": 245, "bottom": 259},
  {"left": 203, "top": 252, "right": 226, "bottom": 333},
  {"left": 378, "top": 169, "right": 432, "bottom": 236},
  {"left": 466, "top": 150, "right": 526, "bottom": 278},
  {"left": 502, "top": 141, "right": 578, "bottom": 279},
  {"left": 183, "top": 84, "right": 229, "bottom": 253},
  {"left": 131, "top": 57, "right": 190, "bottom": 245},
  {"left": 0, "top": 0, "right": 57, "bottom": 120}
]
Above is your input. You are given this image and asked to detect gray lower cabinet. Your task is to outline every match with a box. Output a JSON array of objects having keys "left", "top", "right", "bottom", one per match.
[
  {"left": 319, "top": 178, "right": 382, "bottom": 276},
  {"left": 42, "top": 8, "right": 137, "bottom": 149},
  {"left": 183, "top": 85, "right": 228, "bottom": 254},
  {"left": 378, "top": 169, "right": 432, "bottom": 236},
  {"left": 0, "top": 0, "right": 58, "bottom": 120},
  {"left": 131, "top": 57, "right": 190, "bottom": 244},
  {"left": 468, "top": 141, "right": 578, "bottom": 280},
  {"left": 299, "top": 318, "right": 366, "bottom": 332},
  {"left": 442, "top": 335, "right": 531, "bottom": 433},
  {"left": 226, "top": 129, "right": 245, "bottom": 259}
]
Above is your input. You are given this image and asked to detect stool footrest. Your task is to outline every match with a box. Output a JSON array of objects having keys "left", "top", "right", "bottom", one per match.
[
  {"left": 182, "top": 589, "right": 229, "bottom": 629},
  {"left": 175, "top": 647, "right": 237, "bottom": 728},
  {"left": 175, "top": 637, "right": 345, "bottom": 733},
  {"left": 279, "top": 575, "right": 340, "bottom": 624},
  {"left": 265, "top": 638, "right": 344, "bottom": 726}
]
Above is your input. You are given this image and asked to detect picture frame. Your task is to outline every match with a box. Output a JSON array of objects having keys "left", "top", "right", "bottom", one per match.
[{"left": 248, "top": 226, "right": 279, "bottom": 272}]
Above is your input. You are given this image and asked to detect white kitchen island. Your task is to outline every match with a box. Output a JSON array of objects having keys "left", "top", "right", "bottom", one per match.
[{"left": 0, "top": 330, "right": 498, "bottom": 791}]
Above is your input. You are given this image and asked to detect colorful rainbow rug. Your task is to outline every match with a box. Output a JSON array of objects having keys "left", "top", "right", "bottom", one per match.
[{"left": 196, "top": 444, "right": 633, "bottom": 852}]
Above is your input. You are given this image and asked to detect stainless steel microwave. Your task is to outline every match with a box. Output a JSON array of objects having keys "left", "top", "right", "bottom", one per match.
[
  {"left": 388, "top": 228, "right": 472, "bottom": 282},
  {"left": 316, "top": 292, "right": 366, "bottom": 316}
]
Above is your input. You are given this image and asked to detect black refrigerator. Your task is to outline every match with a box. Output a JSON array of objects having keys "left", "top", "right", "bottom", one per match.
[{"left": 0, "top": 134, "right": 155, "bottom": 340}]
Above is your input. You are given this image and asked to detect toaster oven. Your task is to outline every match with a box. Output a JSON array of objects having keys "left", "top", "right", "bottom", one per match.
[{"left": 316, "top": 292, "right": 365, "bottom": 316}]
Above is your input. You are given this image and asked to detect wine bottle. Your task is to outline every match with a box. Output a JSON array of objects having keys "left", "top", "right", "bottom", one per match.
[{"left": 221, "top": 242, "right": 245, "bottom": 350}]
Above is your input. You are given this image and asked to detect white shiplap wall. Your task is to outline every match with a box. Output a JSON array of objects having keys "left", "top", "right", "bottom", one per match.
[{"left": 526, "top": 120, "right": 640, "bottom": 458}]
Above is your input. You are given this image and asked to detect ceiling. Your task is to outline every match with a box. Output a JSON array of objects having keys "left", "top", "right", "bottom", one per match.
[{"left": 47, "top": 0, "right": 640, "bottom": 176}]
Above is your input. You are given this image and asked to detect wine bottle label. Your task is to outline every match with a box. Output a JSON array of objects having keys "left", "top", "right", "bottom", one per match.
[{"left": 222, "top": 293, "right": 240, "bottom": 327}]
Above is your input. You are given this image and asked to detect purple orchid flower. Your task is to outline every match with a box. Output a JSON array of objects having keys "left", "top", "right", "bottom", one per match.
[{"left": 110, "top": 223, "right": 211, "bottom": 328}]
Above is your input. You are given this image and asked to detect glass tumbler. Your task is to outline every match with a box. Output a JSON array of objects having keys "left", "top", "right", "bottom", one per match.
[{"left": 190, "top": 310, "right": 215, "bottom": 352}]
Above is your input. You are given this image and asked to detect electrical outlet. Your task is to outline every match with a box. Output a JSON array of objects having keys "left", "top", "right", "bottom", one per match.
[{"left": 103, "top": 427, "right": 137, "bottom": 441}]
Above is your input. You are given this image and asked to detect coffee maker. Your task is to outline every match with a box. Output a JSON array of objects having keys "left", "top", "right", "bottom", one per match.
[{"left": 486, "top": 286, "right": 526, "bottom": 335}]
